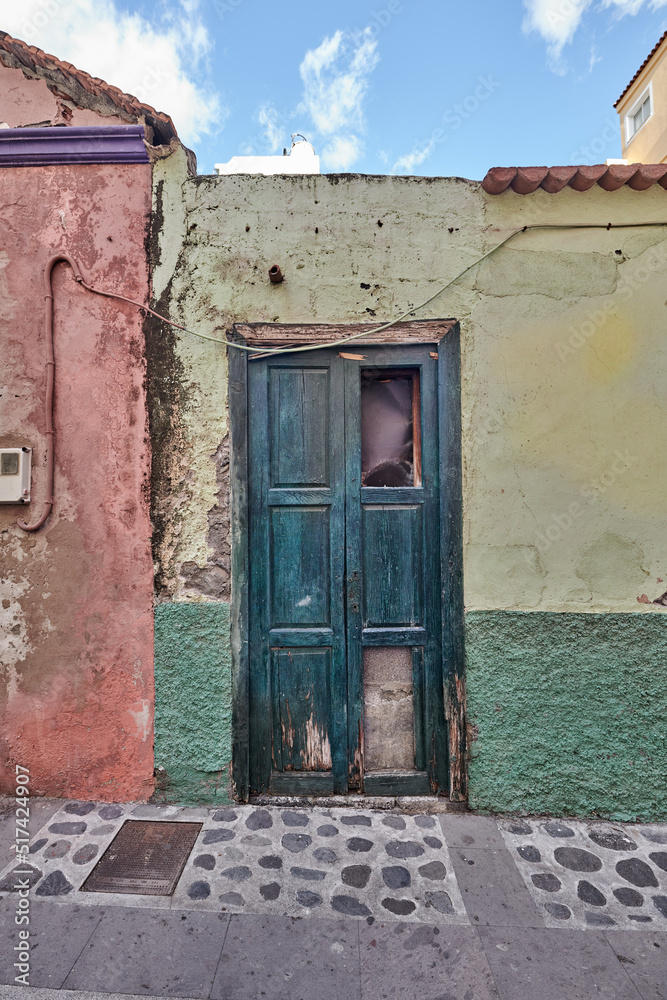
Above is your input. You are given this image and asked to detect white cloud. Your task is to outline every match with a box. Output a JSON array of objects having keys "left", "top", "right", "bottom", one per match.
[
  {"left": 299, "top": 28, "right": 378, "bottom": 136},
  {"left": 321, "top": 134, "right": 362, "bottom": 170},
  {"left": 248, "top": 26, "right": 380, "bottom": 170},
  {"left": 296, "top": 27, "right": 379, "bottom": 169},
  {"left": 392, "top": 138, "right": 436, "bottom": 175},
  {"left": 523, "top": 0, "right": 667, "bottom": 62},
  {"left": 257, "top": 104, "right": 284, "bottom": 153},
  {"left": 523, "top": 0, "right": 591, "bottom": 59},
  {"left": 3, "top": 0, "right": 222, "bottom": 145}
]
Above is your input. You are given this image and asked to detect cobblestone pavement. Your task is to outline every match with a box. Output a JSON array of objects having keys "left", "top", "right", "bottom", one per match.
[
  {"left": 1, "top": 801, "right": 466, "bottom": 924},
  {"left": 1, "top": 800, "right": 667, "bottom": 999},
  {"left": 500, "top": 816, "right": 667, "bottom": 929}
]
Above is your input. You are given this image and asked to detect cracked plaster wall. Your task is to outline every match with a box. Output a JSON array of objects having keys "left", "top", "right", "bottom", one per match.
[
  {"left": 0, "top": 162, "right": 154, "bottom": 801},
  {"left": 0, "top": 61, "right": 130, "bottom": 129},
  {"left": 152, "top": 160, "right": 667, "bottom": 617},
  {"left": 150, "top": 159, "right": 667, "bottom": 812}
]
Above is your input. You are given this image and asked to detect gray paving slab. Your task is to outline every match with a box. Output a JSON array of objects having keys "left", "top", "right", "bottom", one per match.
[
  {"left": 478, "top": 927, "right": 642, "bottom": 1000},
  {"left": 604, "top": 931, "right": 667, "bottom": 999},
  {"left": 210, "top": 913, "right": 361, "bottom": 1000},
  {"left": 358, "top": 920, "right": 499, "bottom": 999},
  {"left": 0, "top": 898, "right": 106, "bottom": 989},
  {"left": 438, "top": 813, "right": 506, "bottom": 849},
  {"left": 449, "top": 846, "right": 545, "bottom": 927},
  {"left": 62, "top": 907, "right": 229, "bottom": 997},
  {"left": 1, "top": 989, "right": 205, "bottom": 1000}
]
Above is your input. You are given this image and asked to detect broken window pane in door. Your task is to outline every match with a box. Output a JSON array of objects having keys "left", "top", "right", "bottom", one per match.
[
  {"left": 361, "top": 370, "right": 420, "bottom": 486},
  {"left": 363, "top": 647, "right": 415, "bottom": 771}
]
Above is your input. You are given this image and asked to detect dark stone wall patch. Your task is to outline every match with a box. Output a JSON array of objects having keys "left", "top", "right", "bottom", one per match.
[
  {"left": 382, "top": 897, "right": 416, "bottom": 915},
  {"left": 382, "top": 866, "right": 410, "bottom": 889},
  {"left": 282, "top": 834, "right": 312, "bottom": 853},
  {"left": 532, "top": 873, "right": 561, "bottom": 892},
  {"left": 347, "top": 837, "right": 373, "bottom": 853},
  {"left": 282, "top": 811, "right": 308, "bottom": 827},
  {"left": 187, "top": 881, "right": 210, "bottom": 899},
  {"left": 246, "top": 809, "right": 272, "bottom": 830},
  {"left": 545, "top": 902, "right": 571, "bottom": 919},
  {"left": 418, "top": 861, "right": 447, "bottom": 881},
  {"left": 332, "top": 895, "right": 372, "bottom": 917},
  {"left": 616, "top": 858, "right": 659, "bottom": 888},
  {"left": 554, "top": 847, "right": 602, "bottom": 872},
  {"left": 424, "top": 891, "right": 454, "bottom": 914},
  {"left": 341, "top": 865, "right": 371, "bottom": 888},
  {"left": 203, "top": 829, "right": 235, "bottom": 844},
  {"left": 577, "top": 880, "right": 606, "bottom": 906},
  {"left": 72, "top": 845, "right": 98, "bottom": 865},
  {"left": 48, "top": 823, "right": 86, "bottom": 835},
  {"left": 588, "top": 830, "right": 637, "bottom": 852},
  {"left": 517, "top": 845, "right": 540, "bottom": 862},
  {"left": 385, "top": 841, "right": 424, "bottom": 859},
  {"left": 544, "top": 822, "right": 575, "bottom": 838},
  {"left": 35, "top": 871, "right": 73, "bottom": 896},
  {"left": 260, "top": 883, "right": 280, "bottom": 900},
  {"left": 614, "top": 887, "right": 644, "bottom": 906}
]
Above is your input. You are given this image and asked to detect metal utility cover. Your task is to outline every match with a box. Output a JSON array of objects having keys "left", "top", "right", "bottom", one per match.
[{"left": 81, "top": 820, "right": 202, "bottom": 896}]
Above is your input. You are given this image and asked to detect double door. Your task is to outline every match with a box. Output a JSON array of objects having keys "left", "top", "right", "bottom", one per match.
[{"left": 248, "top": 344, "right": 448, "bottom": 796}]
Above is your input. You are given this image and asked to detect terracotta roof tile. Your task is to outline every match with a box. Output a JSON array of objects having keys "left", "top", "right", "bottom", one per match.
[
  {"left": 0, "top": 29, "right": 178, "bottom": 145},
  {"left": 482, "top": 164, "right": 667, "bottom": 194},
  {"left": 614, "top": 31, "right": 667, "bottom": 108}
]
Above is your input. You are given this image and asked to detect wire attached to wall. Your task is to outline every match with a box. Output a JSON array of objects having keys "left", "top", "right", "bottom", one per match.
[
  {"left": 79, "top": 220, "right": 667, "bottom": 357},
  {"left": 17, "top": 220, "right": 667, "bottom": 531}
]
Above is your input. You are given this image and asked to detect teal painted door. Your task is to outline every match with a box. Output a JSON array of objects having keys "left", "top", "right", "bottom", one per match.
[{"left": 248, "top": 345, "right": 447, "bottom": 796}]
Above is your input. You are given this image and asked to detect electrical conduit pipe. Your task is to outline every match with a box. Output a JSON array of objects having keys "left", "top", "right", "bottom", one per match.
[{"left": 17, "top": 254, "right": 85, "bottom": 532}]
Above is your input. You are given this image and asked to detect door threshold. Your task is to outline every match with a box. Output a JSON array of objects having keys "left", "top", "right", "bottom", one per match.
[{"left": 249, "top": 793, "right": 466, "bottom": 813}]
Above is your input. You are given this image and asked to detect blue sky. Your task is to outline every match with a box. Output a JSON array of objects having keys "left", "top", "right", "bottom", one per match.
[{"left": 5, "top": 0, "right": 667, "bottom": 176}]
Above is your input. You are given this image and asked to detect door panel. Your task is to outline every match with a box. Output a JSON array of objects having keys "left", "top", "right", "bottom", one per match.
[
  {"left": 249, "top": 353, "right": 347, "bottom": 795},
  {"left": 345, "top": 348, "right": 444, "bottom": 795},
  {"left": 362, "top": 504, "right": 423, "bottom": 626},
  {"left": 269, "top": 367, "right": 330, "bottom": 486},
  {"left": 270, "top": 506, "right": 331, "bottom": 626},
  {"left": 271, "top": 647, "right": 333, "bottom": 772}
]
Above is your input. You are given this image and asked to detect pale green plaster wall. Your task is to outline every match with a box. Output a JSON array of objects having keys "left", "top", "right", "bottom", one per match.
[
  {"left": 149, "top": 154, "right": 667, "bottom": 813},
  {"left": 153, "top": 160, "right": 667, "bottom": 615},
  {"left": 153, "top": 602, "right": 232, "bottom": 803},
  {"left": 466, "top": 611, "right": 667, "bottom": 820}
]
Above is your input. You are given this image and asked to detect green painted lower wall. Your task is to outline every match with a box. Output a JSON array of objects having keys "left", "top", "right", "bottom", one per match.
[
  {"left": 153, "top": 602, "right": 232, "bottom": 804},
  {"left": 466, "top": 611, "right": 667, "bottom": 821}
]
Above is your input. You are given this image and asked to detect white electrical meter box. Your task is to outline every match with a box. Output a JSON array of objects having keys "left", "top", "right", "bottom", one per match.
[{"left": 0, "top": 448, "right": 31, "bottom": 504}]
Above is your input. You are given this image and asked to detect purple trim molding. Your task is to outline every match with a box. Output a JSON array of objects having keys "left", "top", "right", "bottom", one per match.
[{"left": 0, "top": 125, "right": 150, "bottom": 166}]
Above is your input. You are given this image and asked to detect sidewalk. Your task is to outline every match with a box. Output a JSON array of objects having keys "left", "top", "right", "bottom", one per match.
[{"left": 1, "top": 796, "right": 666, "bottom": 999}]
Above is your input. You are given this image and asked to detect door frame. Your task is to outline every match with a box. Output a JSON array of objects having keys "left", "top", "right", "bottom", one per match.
[{"left": 229, "top": 320, "right": 465, "bottom": 802}]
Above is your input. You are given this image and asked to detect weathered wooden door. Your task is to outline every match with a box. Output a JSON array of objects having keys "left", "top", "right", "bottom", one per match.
[{"left": 247, "top": 344, "right": 448, "bottom": 796}]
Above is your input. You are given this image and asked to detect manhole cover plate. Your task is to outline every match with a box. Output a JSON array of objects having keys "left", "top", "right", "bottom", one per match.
[{"left": 81, "top": 820, "right": 202, "bottom": 896}]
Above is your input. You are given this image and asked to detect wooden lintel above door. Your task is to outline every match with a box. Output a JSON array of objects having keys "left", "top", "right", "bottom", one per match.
[{"left": 234, "top": 319, "right": 458, "bottom": 350}]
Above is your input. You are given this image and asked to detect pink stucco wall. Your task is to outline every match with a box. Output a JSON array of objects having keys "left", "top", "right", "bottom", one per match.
[
  {"left": 0, "top": 162, "right": 155, "bottom": 801},
  {"left": 0, "top": 61, "right": 127, "bottom": 128}
]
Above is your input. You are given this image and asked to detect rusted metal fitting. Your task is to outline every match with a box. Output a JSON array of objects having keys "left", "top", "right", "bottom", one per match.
[{"left": 268, "top": 264, "right": 283, "bottom": 284}]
